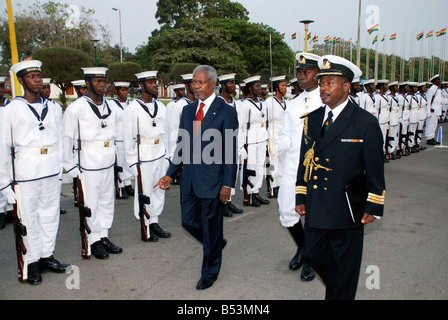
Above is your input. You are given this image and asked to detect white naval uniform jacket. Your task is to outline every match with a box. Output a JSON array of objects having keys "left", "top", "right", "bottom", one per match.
[
  {"left": 278, "top": 87, "right": 322, "bottom": 178},
  {"left": 427, "top": 85, "right": 443, "bottom": 116},
  {"left": 375, "top": 93, "right": 390, "bottom": 126},
  {"left": 409, "top": 94, "right": 420, "bottom": 124},
  {"left": 359, "top": 92, "right": 377, "bottom": 118},
  {"left": 388, "top": 94, "right": 401, "bottom": 126},
  {"left": 0, "top": 97, "right": 62, "bottom": 189},
  {"left": 237, "top": 98, "right": 269, "bottom": 150},
  {"left": 122, "top": 98, "right": 168, "bottom": 168},
  {"left": 415, "top": 92, "right": 428, "bottom": 121},
  {"left": 62, "top": 96, "right": 117, "bottom": 174}
]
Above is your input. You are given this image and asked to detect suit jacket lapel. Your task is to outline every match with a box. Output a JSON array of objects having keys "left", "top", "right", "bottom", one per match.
[{"left": 316, "top": 101, "right": 356, "bottom": 153}]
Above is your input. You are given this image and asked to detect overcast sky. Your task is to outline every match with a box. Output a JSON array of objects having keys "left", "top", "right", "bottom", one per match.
[{"left": 2, "top": 0, "right": 447, "bottom": 59}]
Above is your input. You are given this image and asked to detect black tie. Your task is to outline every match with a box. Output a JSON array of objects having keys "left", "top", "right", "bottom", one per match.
[{"left": 321, "top": 111, "right": 333, "bottom": 137}]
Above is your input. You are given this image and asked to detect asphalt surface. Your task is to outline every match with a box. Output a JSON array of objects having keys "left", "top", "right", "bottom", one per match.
[{"left": 0, "top": 123, "right": 447, "bottom": 304}]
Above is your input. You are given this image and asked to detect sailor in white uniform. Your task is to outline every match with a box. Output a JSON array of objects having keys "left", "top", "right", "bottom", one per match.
[
  {"left": 277, "top": 52, "right": 321, "bottom": 281},
  {"left": 415, "top": 82, "right": 428, "bottom": 150},
  {"left": 123, "top": 71, "right": 171, "bottom": 242},
  {"left": 166, "top": 83, "right": 185, "bottom": 162},
  {"left": 217, "top": 73, "right": 243, "bottom": 216},
  {"left": 0, "top": 60, "right": 69, "bottom": 284},
  {"left": 0, "top": 76, "right": 12, "bottom": 228},
  {"left": 425, "top": 75, "right": 443, "bottom": 145},
  {"left": 387, "top": 82, "right": 402, "bottom": 159},
  {"left": 265, "top": 75, "right": 287, "bottom": 198},
  {"left": 62, "top": 67, "right": 122, "bottom": 260},
  {"left": 407, "top": 83, "right": 421, "bottom": 153},
  {"left": 110, "top": 82, "right": 134, "bottom": 199},
  {"left": 359, "top": 79, "right": 377, "bottom": 117},
  {"left": 238, "top": 75, "right": 270, "bottom": 207},
  {"left": 374, "top": 80, "right": 391, "bottom": 159}
]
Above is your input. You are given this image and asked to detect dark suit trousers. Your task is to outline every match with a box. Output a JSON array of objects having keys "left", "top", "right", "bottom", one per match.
[
  {"left": 303, "top": 224, "right": 364, "bottom": 300},
  {"left": 181, "top": 191, "right": 224, "bottom": 278}
]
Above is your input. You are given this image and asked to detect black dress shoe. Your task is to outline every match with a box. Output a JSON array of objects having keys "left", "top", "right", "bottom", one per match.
[
  {"left": 427, "top": 139, "right": 438, "bottom": 145},
  {"left": 150, "top": 223, "right": 171, "bottom": 238},
  {"left": 300, "top": 263, "right": 315, "bottom": 281},
  {"left": 27, "top": 262, "right": 42, "bottom": 285},
  {"left": 196, "top": 276, "right": 217, "bottom": 290},
  {"left": 91, "top": 241, "right": 109, "bottom": 259},
  {"left": 253, "top": 193, "right": 269, "bottom": 205},
  {"left": 125, "top": 185, "right": 135, "bottom": 196},
  {"left": 222, "top": 205, "right": 233, "bottom": 217},
  {"left": 289, "top": 248, "right": 303, "bottom": 270},
  {"left": 148, "top": 229, "right": 159, "bottom": 242},
  {"left": 222, "top": 238, "right": 227, "bottom": 249},
  {"left": 59, "top": 208, "right": 67, "bottom": 215},
  {"left": 251, "top": 196, "right": 261, "bottom": 207},
  {"left": 227, "top": 202, "right": 243, "bottom": 214},
  {"left": 39, "top": 255, "right": 70, "bottom": 273},
  {"left": 101, "top": 237, "right": 123, "bottom": 254}
]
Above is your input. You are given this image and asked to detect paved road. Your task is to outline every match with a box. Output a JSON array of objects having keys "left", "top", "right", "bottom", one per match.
[{"left": 1, "top": 123, "right": 447, "bottom": 303}]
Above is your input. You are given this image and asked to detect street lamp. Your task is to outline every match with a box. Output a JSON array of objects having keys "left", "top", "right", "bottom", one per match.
[
  {"left": 91, "top": 39, "right": 99, "bottom": 67},
  {"left": 300, "top": 20, "right": 314, "bottom": 52},
  {"left": 112, "top": 7, "right": 123, "bottom": 63}
]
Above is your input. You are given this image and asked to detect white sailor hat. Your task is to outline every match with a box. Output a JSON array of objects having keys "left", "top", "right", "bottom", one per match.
[
  {"left": 240, "top": 83, "right": 246, "bottom": 88},
  {"left": 376, "top": 79, "right": 389, "bottom": 85},
  {"left": 316, "top": 55, "right": 362, "bottom": 82},
  {"left": 181, "top": 73, "right": 194, "bottom": 83},
  {"left": 243, "top": 75, "right": 261, "bottom": 86},
  {"left": 0, "top": 76, "right": 6, "bottom": 83},
  {"left": 114, "top": 82, "right": 131, "bottom": 88},
  {"left": 10, "top": 60, "right": 42, "bottom": 77},
  {"left": 172, "top": 84, "right": 185, "bottom": 90},
  {"left": 407, "top": 82, "right": 419, "bottom": 87},
  {"left": 417, "top": 82, "right": 428, "bottom": 87},
  {"left": 351, "top": 77, "right": 360, "bottom": 84},
  {"left": 135, "top": 71, "right": 158, "bottom": 83},
  {"left": 296, "top": 52, "right": 320, "bottom": 69},
  {"left": 289, "top": 78, "right": 298, "bottom": 85},
  {"left": 398, "top": 81, "right": 408, "bottom": 86},
  {"left": 429, "top": 74, "right": 440, "bottom": 82},
  {"left": 362, "top": 79, "right": 375, "bottom": 85},
  {"left": 82, "top": 67, "right": 108, "bottom": 78},
  {"left": 389, "top": 81, "right": 398, "bottom": 86},
  {"left": 270, "top": 75, "right": 286, "bottom": 83},
  {"left": 218, "top": 73, "right": 236, "bottom": 83},
  {"left": 261, "top": 84, "right": 268, "bottom": 89},
  {"left": 42, "top": 78, "right": 52, "bottom": 85},
  {"left": 71, "top": 80, "right": 87, "bottom": 88}
]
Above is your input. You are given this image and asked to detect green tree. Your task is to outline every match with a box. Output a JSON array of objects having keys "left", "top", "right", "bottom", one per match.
[
  {"left": 0, "top": 1, "right": 110, "bottom": 65},
  {"left": 33, "top": 46, "right": 90, "bottom": 109}
]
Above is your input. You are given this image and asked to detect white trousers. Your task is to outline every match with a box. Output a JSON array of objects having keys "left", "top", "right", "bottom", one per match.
[
  {"left": 81, "top": 168, "right": 115, "bottom": 244},
  {"left": 133, "top": 157, "right": 169, "bottom": 226},
  {"left": 18, "top": 175, "right": 60, "bottom": 265},
  {"left": 408, "top": 122, "right": 418, "bottom": 146},
  {"left": 278, "top": 173, "right": 300, "bottom": 228},
  {"left": 425, "top": 113, "right": 439, "bottom": 140},
  {"left": 245, "top": 142, "right": 267, "bottom": 194},
  {"left": 388, "top": 125, "right": 400, "bottom": 152},
  {"left": 116, "top": 141, "right": 134, "bottom": 187}
]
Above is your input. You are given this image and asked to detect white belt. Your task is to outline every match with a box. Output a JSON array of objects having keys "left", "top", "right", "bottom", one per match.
[
  {"left": 250, "top": 123, "right": 265, "bottom": 128},
  {"left": 83, "top": 141, "right": 113, "bottom": 148},
  {"left": 140, "top": 138, "right": 160, "bottom": 145},
  {"left": 18, "top": 146, "right": 55, "bottom": 155}
]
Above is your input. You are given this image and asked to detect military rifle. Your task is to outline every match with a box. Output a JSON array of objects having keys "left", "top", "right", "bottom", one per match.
[
  {"left": 10, "top": 126, "right": 27, "bottom": 282},
  {"left": 136, "top": 119, "right": 151, "bottom": 242},
  {"left": 242, "top": 110, "right": 256, "bottom": 206},
  {"left": 114, "top": 154, "right": 123, "bottom": 199},
  {"left": 77, "top": 121, "right": 92, "bottom": 259}
]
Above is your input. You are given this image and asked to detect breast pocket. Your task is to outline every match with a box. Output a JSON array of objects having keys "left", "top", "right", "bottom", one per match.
[{"left": 341, "top": 139, "right": 364, "bottom": 149}]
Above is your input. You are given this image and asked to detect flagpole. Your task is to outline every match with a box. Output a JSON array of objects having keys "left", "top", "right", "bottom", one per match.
[
  {"left": 391, "top": 35, "right": 396, "bottom": 82},
  {"left": 366, "top": 35, "right": 370, "bottom": 79},
  {"left": 356, "top": 0, "right": 362, "bottom": 68},
  {"left": 6, "top": 0, "right": 22, "bottom": 98},
  {"left": 374, "top": 36, "right": 379, "bottom": 81}
]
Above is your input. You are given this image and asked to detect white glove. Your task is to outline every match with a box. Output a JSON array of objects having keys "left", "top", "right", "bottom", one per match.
[
  {"left": 1, "top": 185, "right": 16, "bottom": 204},
  {"left": 239, "top": 147, "right": 248, "bottom": 160},
  {"left": 68, "top": 168, "right": 81, "bottom": 179}
]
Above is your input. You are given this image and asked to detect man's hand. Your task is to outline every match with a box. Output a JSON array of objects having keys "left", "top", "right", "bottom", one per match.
[
  {"left": 361, "top": 213, "right": 376, "bottom": 225},
  {"left": 154, "top": 176, "right": 173, "bottom": 190},
  {"left": 295, "top": 204, "right": 306, "bottom": 216},
  {"left": 219, "top": 186, "right": 231, "bottom": 204}
]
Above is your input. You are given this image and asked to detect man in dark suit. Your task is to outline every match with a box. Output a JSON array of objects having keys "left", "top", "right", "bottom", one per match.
[
  {"left": 154, "top": 65, "right": 238, "bottom": 290},
  {"left": 295, "top": 55, "right": 386, "bottom": 300}
]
